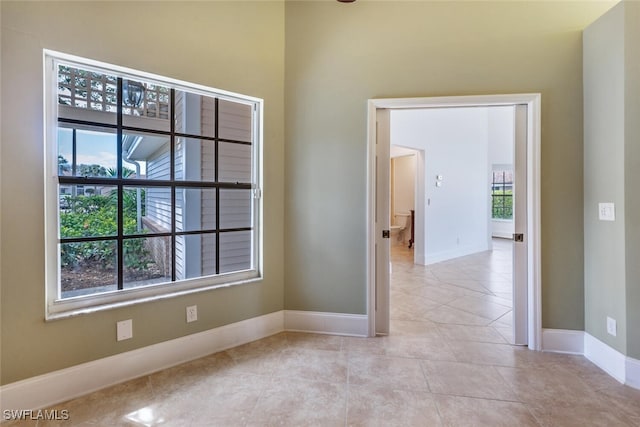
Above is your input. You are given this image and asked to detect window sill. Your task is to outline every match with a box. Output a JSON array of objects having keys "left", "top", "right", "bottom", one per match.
[{"left": 46, "top": 273, "right": 262, "bottom": 321}]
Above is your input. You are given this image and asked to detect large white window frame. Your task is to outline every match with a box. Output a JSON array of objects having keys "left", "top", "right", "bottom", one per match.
[{"left": 44, "top": 50, "right": 263, "bottom": 319}]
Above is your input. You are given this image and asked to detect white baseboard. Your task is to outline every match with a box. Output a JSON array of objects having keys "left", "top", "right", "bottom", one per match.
[
  {"left": 625, "top": 355, "right": 640, "bottom": 390},
  {"left": 3, "top": 315, "right": 637, "bottom": 413},
  {"left": 584, "top": 333, "right": 626, "bottom": 384},
  {"left": 492, "top": 232, "right": 513, "bottom": 239},
  {"left": 541, "top": 328, "right": 584, "bottom": 354},
  {"left": 0, "top": 309, "right": 369, "bottom": 412},
  {"left": 0, "top": 311, "right": 284, "bottom": 412},
  {"left": 284, "top": 310, "right": 368, "bottom": 337},
  {"left": 425, "top": 244, "right": 490, "bottom": 265},
  {"left": 533, "top": 330, "right": 640, "bottom": 390},
  {"left": 491, "top": 220, "right": 514, "bottom": 240}
]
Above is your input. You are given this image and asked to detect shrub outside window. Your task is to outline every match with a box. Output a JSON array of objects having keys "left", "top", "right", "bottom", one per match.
[{"left": 45, "top": 51, "right": 262, "bottom": 318}]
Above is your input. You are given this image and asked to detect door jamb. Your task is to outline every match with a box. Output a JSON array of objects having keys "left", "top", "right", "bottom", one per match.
[{"left": 366, "top": 94, "right": 542, "bottom": 350}]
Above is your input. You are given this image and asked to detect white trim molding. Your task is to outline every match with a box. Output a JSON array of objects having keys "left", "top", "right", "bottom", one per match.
[
  {"left": 542, "top": 330, "right": 640, "bottom": 390},
  {"left": 2, "top": 318, "right": 639, "bottom": 413},
  {"left": 584, "top": 333, "right": 627, "bottom": 384},
  {"left": 425, "top": 244, "right": 492, "bottom": 266},
  {"left": 541, "top": 328, "right": 584, "bottom": 354},
  {"left": 0, "top": 311, "right": 284, "bottom": 412},
  {"left": 0, "top": 310, "right": 372, "bottom": 412},
  {"left": 284, "top": 310, "right": 368, "bottom": 337},
  {"left": 366, "top": 94, "right": 542, "bottom": 350},
  {"left": 626, "top": 356, "right": 640, "bottom": 390}
]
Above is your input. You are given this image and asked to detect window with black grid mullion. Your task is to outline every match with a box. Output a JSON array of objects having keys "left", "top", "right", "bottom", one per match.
[
  {"left": 491, "top": 170, "right": 513, "bottom": 220},
  {"left": 54, "top": 62, "right": 256, "bottom": 300},
  {"left": 47, "top": 52, "right": 261, "bottom": 317}
]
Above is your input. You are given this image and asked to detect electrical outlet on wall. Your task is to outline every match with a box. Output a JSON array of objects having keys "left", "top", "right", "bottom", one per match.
[
  {"left": 186, "top": 305, "right": 198, "bottom": 323},
  {"left": 607, "top": 316, "right": 617, "bottom": 337},
  {"left": 117, "top": 319, "right": 133, "bottom": 341}
]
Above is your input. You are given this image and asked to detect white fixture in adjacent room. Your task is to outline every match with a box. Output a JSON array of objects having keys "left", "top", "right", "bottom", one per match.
[{"left": 390, "top": 213, "right": 411, "bottom": 245}]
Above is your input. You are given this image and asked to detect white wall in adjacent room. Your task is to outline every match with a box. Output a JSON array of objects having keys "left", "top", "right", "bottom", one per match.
[
  {"left": 391, "top": 107, "right": 490, "bottom": 265},
  {"left": 392, "top": 154, "right": 416, "bottom": 218}
]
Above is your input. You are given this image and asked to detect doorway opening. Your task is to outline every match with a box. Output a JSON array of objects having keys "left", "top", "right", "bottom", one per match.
[
  {"left": 366, "top": 94, "right": 541, "bottom": 350},
  {"left": 389, "top": 106, "right": 515, "bottom": 341}
]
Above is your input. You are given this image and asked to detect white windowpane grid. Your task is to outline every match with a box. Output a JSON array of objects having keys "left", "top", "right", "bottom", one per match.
[
  {"left": 58, "top": 65, "right": 170, "bottom": 120},
  {"left": 58, "top": 66, "right": 118, "bottom": 113}
]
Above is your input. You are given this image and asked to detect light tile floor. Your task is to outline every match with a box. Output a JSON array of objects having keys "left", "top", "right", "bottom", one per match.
[{"left": 7, "top": 240, "right": 640, "bottom": 426}]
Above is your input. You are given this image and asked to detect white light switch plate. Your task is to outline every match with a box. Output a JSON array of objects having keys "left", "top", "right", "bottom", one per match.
[
  {"left": 607, "top": 316, "right": 617, "bottom": 337},
  {"left": 598, "top": 203, "right": 615, "bottom": 221}
]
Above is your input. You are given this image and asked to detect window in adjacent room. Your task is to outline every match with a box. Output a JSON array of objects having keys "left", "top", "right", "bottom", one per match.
[
  {"left": 491, "top": 168, "right": 513, "bottom": 220},
  {"left": 44, "top": 51, "right": 263, "bottom": 318}
]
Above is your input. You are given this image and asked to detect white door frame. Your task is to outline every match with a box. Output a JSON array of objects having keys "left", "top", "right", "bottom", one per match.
[{"left": 366, "top": 94, "right": 542, "bottom": 350}]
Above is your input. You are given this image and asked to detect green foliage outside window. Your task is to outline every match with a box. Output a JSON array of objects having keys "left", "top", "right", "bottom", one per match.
[
  {"left": 60, "top": 189, "right": 151, "bottom": 270},
  {"left": 492, "top": 189, "right": 513, "bottom": 219},
  {"left": 491, "top": 169, "right": 513, "bottom": 220}
]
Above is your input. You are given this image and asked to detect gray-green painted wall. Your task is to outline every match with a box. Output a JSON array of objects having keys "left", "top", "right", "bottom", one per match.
[
  {"left": 624, "top": 2, "right": 640, "bottom": 359},
  {"left": 1, "top": 0, "right": 627, "bottom": 387},
  {"left": 283, "top": 1, "right": 615, "bottom": 330},
  {"left": 584, "top": 1, "right": 640, "bottom": 359},
  {"left": 583, "top": 2, "right": 627, "bottom": 354},
  {"left": 0, "top": 1, "right": 285, "bottom": 385}
]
